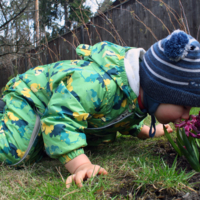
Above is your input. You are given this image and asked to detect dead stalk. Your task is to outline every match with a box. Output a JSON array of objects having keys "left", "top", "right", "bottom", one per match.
[
  {"left": 197, "top": 25, "right": 200, "bottom": 40},
  {"left": 155, "top": 0, "right": 183, "bottom": 30},
  {"left": 61, "top": 189, "right": 79, "bottom": 199},
  {"left": 97, "top": 10, "right": 126, "bottom": 46},
  {"left": 180, "top": 182, "right": 197, "bottom": 193},
  {"left": 55, "top": 166, "right": 65, "bottom": 183},
  {"left": 179, "top": 0, "right": 190, "bottom": 34},
  {"left": 136, "top": 0, "right": 170, "bottom": 34}
]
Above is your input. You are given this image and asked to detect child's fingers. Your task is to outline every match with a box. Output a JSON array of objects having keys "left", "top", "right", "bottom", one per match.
[
  {"left": 98, "top": 167, "right": 108, "bottom": 175},
  {"left": 66, "top": 166, "right": 108, "bottom": 189},
  {"left": 86, "top": 165, "right": 108, "bottom": 178},
  {"left": 66, "top": 172, "right": 85, "bottom": 188},
  {"left": 164, "top": 124, "right": 170, "bottom": 128},
  {"left": 86, "top": 165, "right": 101, "bottom": 178},
  {"left": 74, "top": 171, "right": 86, "bottom": 187},
  {"left": 164, "top": 124, "right": 173, "bottom": 133},
  {"left": 168, "top": 128, "right": 173, "bottom": 133},
  {"left": 66, "top": 174, "right": 76, "bottom": 188}
]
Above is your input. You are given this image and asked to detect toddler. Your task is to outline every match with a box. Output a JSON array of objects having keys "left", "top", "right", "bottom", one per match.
[{"left": 0, "top": 30, "right": 199, "bottom": 188}]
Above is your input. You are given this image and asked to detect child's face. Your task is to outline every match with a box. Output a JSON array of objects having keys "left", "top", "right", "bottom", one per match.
[{"left": 154, "top": 104, "right": 191, "bottom": 124}]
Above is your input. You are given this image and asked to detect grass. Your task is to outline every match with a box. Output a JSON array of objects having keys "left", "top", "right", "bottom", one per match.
[
  {"left": 0, "top": 108, "right": 200, "bottom": 199},
  {"left": 129, "top": 156, "right": 196, "bottom": 191}
]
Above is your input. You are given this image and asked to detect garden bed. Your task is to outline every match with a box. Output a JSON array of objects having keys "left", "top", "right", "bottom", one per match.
[{"left": 106, "top": 140, "right": 200, "bottom": 200}]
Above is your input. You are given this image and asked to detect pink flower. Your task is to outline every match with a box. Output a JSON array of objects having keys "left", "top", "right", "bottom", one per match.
[{"left": 174, "top": 111, "right": 200, "bottom": 138}]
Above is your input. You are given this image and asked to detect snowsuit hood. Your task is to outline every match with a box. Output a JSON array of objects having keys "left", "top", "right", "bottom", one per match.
[{"left": 76, "top": 42, "right": 136, "bottom": 102}]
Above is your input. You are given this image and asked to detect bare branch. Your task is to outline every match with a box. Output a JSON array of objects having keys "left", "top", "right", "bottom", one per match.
[{"left": 0, "top": 0, "right": 32, "bottom": 30}]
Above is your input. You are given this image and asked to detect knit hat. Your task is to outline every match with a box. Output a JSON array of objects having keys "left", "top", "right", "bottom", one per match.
[
  {"left": 139, "top": 30, "right": 200, "bottom": 137},
  {"left": 140, "top": 30, "right": 200, "bottom": 109}
]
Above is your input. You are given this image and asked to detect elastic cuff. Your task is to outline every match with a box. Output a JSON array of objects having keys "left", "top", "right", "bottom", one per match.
[
  {"left": 58, "top": 148, "right": 84, "bottom": 165},
  {"left": 129, "top": 128, "right": 142, "bottom": 137},
  {"left": 129, "top": 121, "right": 144, "bottom": 137}
]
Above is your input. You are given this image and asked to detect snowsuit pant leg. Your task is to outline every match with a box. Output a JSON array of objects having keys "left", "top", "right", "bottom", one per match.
[{"left": 0, "top": 93, "right": 43, "bottom": 165}]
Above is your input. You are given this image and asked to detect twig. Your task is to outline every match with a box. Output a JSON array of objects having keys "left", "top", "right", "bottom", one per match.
[
  {"left": 56, "top": 35, "right": 76, "bottom": 51},
  {"left": 136, "top": 184, "right": 143, "bottom": 195},
  {"left": 131, "top": 12, "right": 158, "bottom": 41},
  {"left": 89, "top": 20, "right": 102, "bottom": 42},
  {"left": 157, "top": 0, "right": 175, "bottom": 30},
  {"left": 155, "top": 0, "right": 183, "bottom": 30},
  {"left": 60, "top": 189, "right": 79, "bottom": 199},
  {"left": 152, "top": 184, "right": 158, "bottom": 190},
  {"left": 180, "top": 182, "right": 197, "bottom": 193},
  {"left": 0, "top": 0, "right": 31, "bottom": 29},
  {"left": 179, "top": 0, "right": 190, "bottom": 34},
  {"left": 197, "top": 25, "right": 200, "bottom": 40},
  {"left": 55, "top": 166, "right": 65, "bottom": 183},
  {"left": 97, "top": 10, "right": 126, "bottom": 46},
  {"left": 70, "top": 6, "right": 92, "bottom": 45},
  {"left": 87, "top": 24, "right": 115, "bottom": 41},
  {"left": 136, "top": 0, "right": 170, "bottom": 34}
]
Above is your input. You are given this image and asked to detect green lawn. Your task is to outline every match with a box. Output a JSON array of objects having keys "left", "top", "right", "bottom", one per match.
[{"left": 0, "top": 107, "right": 199, "bottom": 199}]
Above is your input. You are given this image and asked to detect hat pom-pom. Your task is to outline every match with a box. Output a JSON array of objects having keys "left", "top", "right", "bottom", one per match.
[{"left": 164, "top": 30, "right": 190, "bottom": 61}]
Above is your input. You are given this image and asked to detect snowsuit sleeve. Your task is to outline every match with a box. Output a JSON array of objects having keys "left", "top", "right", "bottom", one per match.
[
  {"left": 41, "top": 79, "right": 89, "bottom": 164},
  {"left": 40, "top": 59, "right": 109, "bottom": 165}
]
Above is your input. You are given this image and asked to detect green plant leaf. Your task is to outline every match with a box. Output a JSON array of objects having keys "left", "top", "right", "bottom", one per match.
[
  {"left": 176, "top": 139, "right": 200, "bottom": 171},
  {"left": 195, "top": 137, "right": 200, "bottom": 148},
  {"left": 176, "top": 128, "right": 184, "bottom": 146},
  {"left": 164, "top": 125, "right": 182, "bottom": 156},
  {"left": 176, "top": 129, "right": 200, "bottom": 172},
  {"left": 189, "top": 136, "right": 199, "bottom": 162},
  {"left": 180, "top": 129, "right": 198, "bottom": 161}
]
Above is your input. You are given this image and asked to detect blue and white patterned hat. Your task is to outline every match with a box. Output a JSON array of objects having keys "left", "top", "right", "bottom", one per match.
[{"left": 140, "top": 29, "right": 200, "bottom": 108}]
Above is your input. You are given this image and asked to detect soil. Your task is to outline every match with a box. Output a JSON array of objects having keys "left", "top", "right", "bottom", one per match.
[{"left": 108, "top": 141, "right": 200, "bottom": 200}]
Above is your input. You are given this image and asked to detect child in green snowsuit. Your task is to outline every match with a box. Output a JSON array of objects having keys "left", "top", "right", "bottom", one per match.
[{"left": 0, "top": 30, "right": 200, "bottom": 188}]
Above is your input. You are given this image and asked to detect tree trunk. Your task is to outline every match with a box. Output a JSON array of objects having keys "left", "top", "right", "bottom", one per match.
[
  {"left": 64, "top": 1, "right": 68, "bottom": 33},
  {"left": 35, "top": 0, "right": 39, "bottom": 46}
]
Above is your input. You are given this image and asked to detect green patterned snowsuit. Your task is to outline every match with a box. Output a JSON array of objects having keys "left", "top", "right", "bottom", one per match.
[{"left": 0, "top": 41, "right": 147, "bottom": 165}]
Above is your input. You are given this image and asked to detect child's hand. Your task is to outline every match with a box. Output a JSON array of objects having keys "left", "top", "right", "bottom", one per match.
[
  {"left": 138, "top": 124, "right": 173, "bottom": 139},
  {"left": 66, "top": 163, "right": 108, "bottom": 188},
  {"left": 65, "top": 154, "right": 108, "bottom": 188},
  {"left": 154, "top": 124, "right": 173, "bottom": 137}
]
